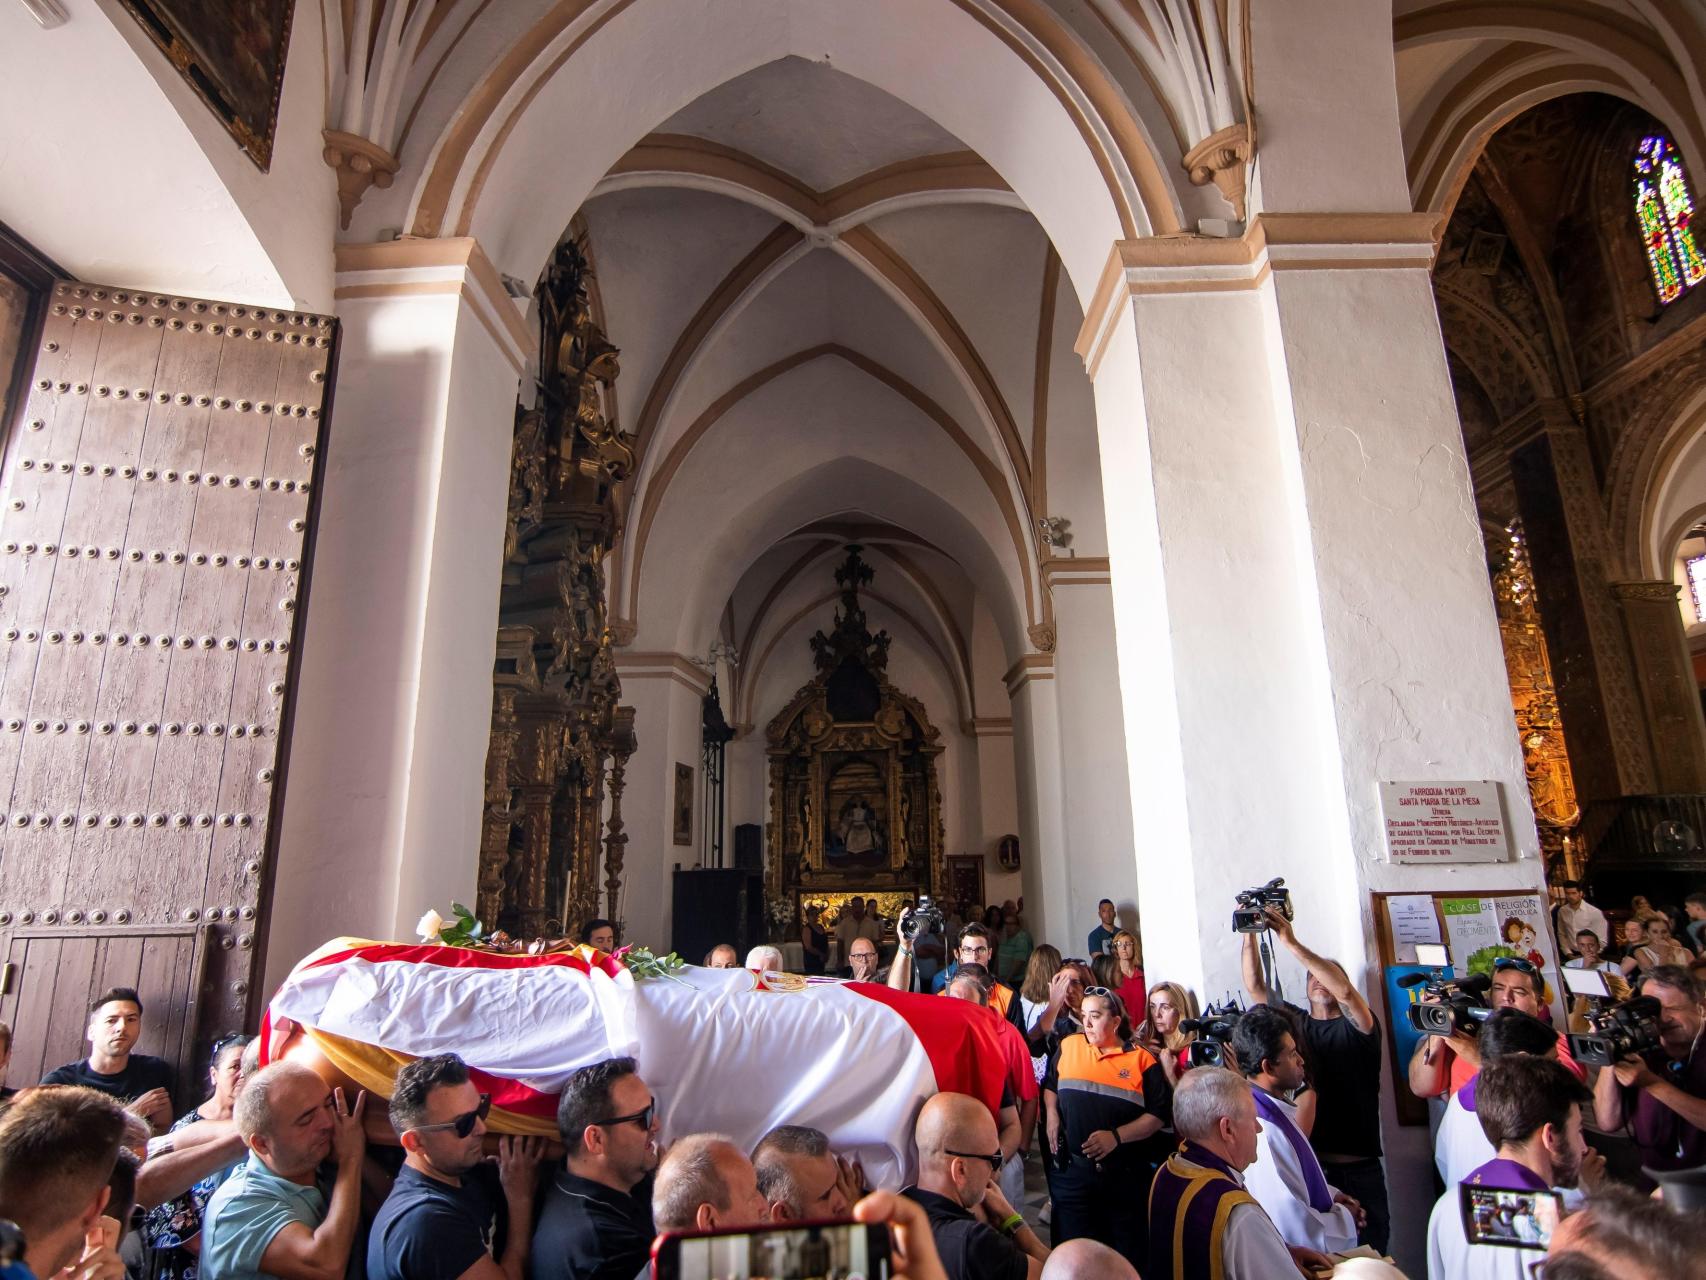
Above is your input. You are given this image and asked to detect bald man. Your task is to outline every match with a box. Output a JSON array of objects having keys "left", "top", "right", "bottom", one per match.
[
  {"left": 842, "top": 938, "right": 882, "bottom": 983},
  {"left": 652, "top": 1134, "right": 769, "bottom": 1235},
  {"left": 903, "top": 1093, "right": 1050, "bottom": 1280},
  {"left": 1039, "top": 1240, "right": 1137, "bottom": 1280}
]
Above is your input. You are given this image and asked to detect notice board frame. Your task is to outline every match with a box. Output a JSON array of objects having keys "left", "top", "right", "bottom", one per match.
[{"left": 1370, "top": 885, "right": 1558, "bottom": 1126}]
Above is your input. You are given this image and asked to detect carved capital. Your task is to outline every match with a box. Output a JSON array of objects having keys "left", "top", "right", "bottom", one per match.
[
  {"left": 607, "top": 618, "right": 637, "bottom": 646},
  {"left": 322, "top": 129, "right": 401, "bottom": 231},
  {"left": 1027, "top": 622, "right": 1057, "bottom": 653},
  {"left": 1182, "top": 123, "right": 1254, "bottom": 221},
  {"left": 1611, "top": 580, "right": 1682, "bottom": 603}
]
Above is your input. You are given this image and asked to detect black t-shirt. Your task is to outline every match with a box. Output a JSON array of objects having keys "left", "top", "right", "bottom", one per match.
[
  {"left": 901, "top": 1188, "right": 1025, "bottom": 1280},
  {"left": 40, "top": 1054, "right": 173, "bottom": 1103},
  {"left": 367, "top": 1164, "right": 501, "bottom": 1280},
  {"left": 1279, "top": 1000, "right": 1383, "bottom": 1158},
  {"left": 527, "top": 1171, "right": 654, "bottom": 1280}
]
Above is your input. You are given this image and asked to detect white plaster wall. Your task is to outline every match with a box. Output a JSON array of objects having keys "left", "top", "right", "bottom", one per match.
[
  {"left": 265, "top": 287, "right": 516, "bottom": 993},
  {"left": 610, "top": 670, "right": 706, "bottom": 950},
  {"left": 0, "top": 0, "right": 336, "bottom": 309},
  {"left": 1641, "top": 386, "right": 1706, "bottom": 580},
  {"left": 974, "top": 730, "right": 1021, "bottom": 907},
  {"left": 1043, "top": 272, "right": 1109, "bottom": 558},
  {"left": 1011, "top": 677, "right": 1072, "bottom": 951}
]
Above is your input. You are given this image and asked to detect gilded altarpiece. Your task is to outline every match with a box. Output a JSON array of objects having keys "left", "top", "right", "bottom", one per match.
[
  {"left": 765, "top": 549, "right": 945, "bottom": 926},
  {"left": 476, "top": 241, "right": 637, "bottom": 939},
  {"left": 1493, "top": 518, "right": 1584, "bottom": 879}
]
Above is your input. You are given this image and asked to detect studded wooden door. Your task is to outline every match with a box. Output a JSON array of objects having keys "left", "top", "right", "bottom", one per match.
[{"left": 0, "top": 281, "right": 333, "bottom": 1096}]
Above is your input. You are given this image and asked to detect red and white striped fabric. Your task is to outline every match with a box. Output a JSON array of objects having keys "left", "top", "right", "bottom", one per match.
[{"left": 266, "top": 940, "right": 1010, "bottom": 1186}]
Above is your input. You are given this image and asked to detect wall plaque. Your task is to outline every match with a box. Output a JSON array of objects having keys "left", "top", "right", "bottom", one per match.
[{"left": 1379, "top": 780, "right": 1509, "bottom": 863}]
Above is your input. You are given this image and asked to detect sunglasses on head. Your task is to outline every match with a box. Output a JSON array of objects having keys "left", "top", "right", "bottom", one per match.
[
  {"left": 1084, "top": 985, "right": 1112, "bottom": 998},
  {"left": 597, "top": 1099, "right": 656, "bottom": 1131},
  {"left": 1493, "top": 957, "right": 1539, "bottom": 976},
  {"left": 410, "top": 1093, "right": 492, "bottom": 1138}
]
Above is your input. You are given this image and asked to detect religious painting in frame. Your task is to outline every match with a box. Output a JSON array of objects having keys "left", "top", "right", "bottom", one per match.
[
  {"left": 673, "top": 763, "right": 694, "bottom": 846},
  {"left": 117, "top": 0, "right": 297, "bottom": 170}
]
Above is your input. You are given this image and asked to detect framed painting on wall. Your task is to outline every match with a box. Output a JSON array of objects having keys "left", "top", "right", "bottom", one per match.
[
  {"left": 118, "top": 0, "right": 297, "bottom": 170},
  {"left": 673, "top": 763, "right": 694, "bottom": 846}
]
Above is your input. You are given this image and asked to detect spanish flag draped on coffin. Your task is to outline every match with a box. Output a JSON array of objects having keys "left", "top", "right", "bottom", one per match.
[{"left": 262, "top": 939, "right": 1012, "bottom": 1186}]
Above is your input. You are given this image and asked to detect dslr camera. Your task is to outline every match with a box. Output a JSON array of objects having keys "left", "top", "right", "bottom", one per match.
[
  {"left": 1568, "top": 995, "right": 1664, "bottom": 1068},
  {"left": 1233, "top": 878, "right": 1294, "bottom": 934},
  {"left": 1180, "top": 1001, "right": 1242, "bottom": 1069},
  {"left": 1400, "top": 970, "right": 1492, "bottom": 1037},
  {"left": 898, "top": 895, "right": 944, "bottom": 944}
]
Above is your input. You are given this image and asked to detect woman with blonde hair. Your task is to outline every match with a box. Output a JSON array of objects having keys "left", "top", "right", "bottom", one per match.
[
  {"left": 1110, "top": 929, "right": 1146, "bottom": 1032},
  {"left": 1139, "top": 981, "right": 1199, "bottom": 1084}
]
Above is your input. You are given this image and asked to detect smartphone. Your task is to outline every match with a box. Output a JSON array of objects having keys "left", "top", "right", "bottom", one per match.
[
  {"left": 652, "top": 1220, "right": 893, "bottom": 1280},
  {"left": 1459, "top": 1183, "right": 1562, "bottom": 1249},
  {"left": 1561, "top": 967, "right": 1612, "bottom": 998}
]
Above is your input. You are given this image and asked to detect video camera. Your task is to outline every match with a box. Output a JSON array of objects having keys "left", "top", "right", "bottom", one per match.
[
  {"left": 898, "top": 896, "right": 944, "bottom": 943},
  {"left": 1233, "top": 878, "right": 1293, "bottom": 934},
  {"left": 1180, "top": 1000, "right": 1242, "bottom": 1069},
  {"left": 1568, "top": 995, "right": 1664, "bottom": 1068},
  {"left": 1399, "top": 969, "right": 1492, "bottom": 1037}
]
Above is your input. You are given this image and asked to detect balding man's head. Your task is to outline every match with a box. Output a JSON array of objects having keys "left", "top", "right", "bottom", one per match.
[
  {"left": 653, "top": 1134, "right": 769, "bottom": 1235},
  {"left": 914, "top": 1093, "right": 1001, "bottom": 1210},
  {"left": 848, "top": 938, "right": 880, "bottom": 982},
  {"left": 1040, "top": 1240, "right": 1138, "bottom": 1280}
]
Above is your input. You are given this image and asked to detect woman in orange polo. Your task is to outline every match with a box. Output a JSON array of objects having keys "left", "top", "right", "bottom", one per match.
[{"left": 1041, "top": 988, "right": 1173, "bottom": 1267}]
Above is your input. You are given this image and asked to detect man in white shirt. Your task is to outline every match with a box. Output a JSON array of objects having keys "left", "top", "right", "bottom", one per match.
[
  {"left": 1426, "top": 1056, "right": 1594, "bottom": 1280},
  {"left": 1553, "top": 883, "right": 1609, "bottom": 958},
  {"left": 1562, "top": 930, "right": 1620, "bottom": 977},
  {"left": 1228, "top": 1007, "right": 1361, "bottom": 1255},
  {"left": 1435, "top": 1009, "right": 1560, "bottom": 1188},
  {"left": 1147, "top": 1066, "right": 1334, "bottom": 1280},
  {"left": 834, "top": 900, "right": 881, "bottom": 954}
]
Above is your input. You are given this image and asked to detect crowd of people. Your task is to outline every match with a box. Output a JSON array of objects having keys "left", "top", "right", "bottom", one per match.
[{"left": 3, "top": 883, "right": 1706, "bottom": 1280}]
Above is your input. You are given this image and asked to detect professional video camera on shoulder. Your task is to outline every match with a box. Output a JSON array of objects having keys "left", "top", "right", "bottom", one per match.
[
  {"left": 1399, "top": 944, "right": 1492, "bottom": 1037},
  {"left": 1561, "top": 966, "right": 1663, "bottom": 1066},
  {"left": 1232, "top": 878, "right": 1293, "bottom": 933},
  {"left": 1180, "top": 1000, "right": 1242, "bottom": 1068}
]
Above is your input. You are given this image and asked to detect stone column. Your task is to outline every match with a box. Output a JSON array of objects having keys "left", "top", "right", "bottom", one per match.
[
  {"left": 1507, "top": 406, "right": 1656, "bottom": 800},
  {"left": 1007, "top": 659, "right": 1072, "bottom": 952},
  {"left": 265, "top": 238, "right": 527, "bottom": 993},
  {"left": 1612, "top": 581, "right": 1706, "bottom": 791}
]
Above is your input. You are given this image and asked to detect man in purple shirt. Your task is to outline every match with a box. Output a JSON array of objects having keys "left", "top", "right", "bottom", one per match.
[{"left": 1592, "top": 964, "right": 1706, "bottom": 1172}]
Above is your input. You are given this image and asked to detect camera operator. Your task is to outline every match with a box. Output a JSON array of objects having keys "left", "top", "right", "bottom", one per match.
[
  {"left": 1591, "top": 964, "right": 1706, "bottom": 1173},
  {"left": 1408, "top": 956, "right": 1583, "bottom": 1098},
  {"left": 1239, "top": 905, "right": 1387, "bottom": 1253}
]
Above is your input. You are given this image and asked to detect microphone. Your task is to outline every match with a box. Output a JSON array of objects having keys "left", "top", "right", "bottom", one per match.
[{"left": 1395, "top": 972, "right": 1430, "bottom": 989}]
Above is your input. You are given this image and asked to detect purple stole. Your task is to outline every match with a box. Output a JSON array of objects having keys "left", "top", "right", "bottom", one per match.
[
  {"left": 1465, "top": 1157, "right": 1550, "bottom": 1191},
  {"left": 1147, "top": 1142, "right": 1259, "bottom": 1280},
  {"left": 1459, "top": 1073, "right": 1480, "bottom": 1112},
  {"left": 1250, "top": 1087, "right": 1334, "bottom": 1212}
]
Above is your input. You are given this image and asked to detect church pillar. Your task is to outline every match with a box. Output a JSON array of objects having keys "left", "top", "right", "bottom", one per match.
[
  {"left": 1611, "top": 581, "right": 1706, "bottom": 791},
  {"left": 1507, "top": 406, "right": 1657, "bottom": 800},
  {"left": 1007, "top": 658, "right": 1072, "bottom": 953},
  {"left": 611, "top": 652, "right": 711, "bottom": 950},
  {"left": 265, "top": 238, "right": 526, "bottom": 992},
  {"left": 1044, "top": 566, "right": 1139, "bottom": 943}
]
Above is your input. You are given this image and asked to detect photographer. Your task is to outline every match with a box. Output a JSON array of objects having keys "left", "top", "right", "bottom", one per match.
[
  {"left": 1239, "top": 906, "right": 1387, "bottom": 1253},
  {"left": 1591, "top": 964, "right": 1706, "bottom": 1172},
  {"left": 1408, "top": 956, "right": 1583, "bottom": 1098}
]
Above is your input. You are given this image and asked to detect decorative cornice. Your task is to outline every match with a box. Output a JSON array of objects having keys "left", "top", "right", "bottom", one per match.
[
  {"left": 1075, "top": 211, "right": 1446, "bottom": 377},
  {"left": 1610, "top": 580, "right": 1682, "bottom": 603},
  {"left": 1003, "top": 653, "right": 1054, "bottom": 697},
  {"left": 613, "top": 650, "right": 713, "bottom": 695},
  {"left": 964, "top": 716, "right": 1015, "bottom": 738},
  {"left": 1182, "top": 124, "right": 1253, "bottom": 220},
  {"left": 322, "top": 130, "right": 401, "bottom": 231},
  {"left": 333, "top": 236, "right": 529, "bottom": 373},
  {"left": 1042, "top": 556, "right": 1112, "bottom": 587}
]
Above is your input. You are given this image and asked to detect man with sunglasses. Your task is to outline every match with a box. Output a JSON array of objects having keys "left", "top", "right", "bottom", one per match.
[
  {"left": 529, "top": 1058, "right": 659, "bottom": 1280},
  {"left": 1409, "top": 956, "right": 1583, "bottom": 1100},
  {"left": 903, "top": 1092, "right": 1049, "bottom": 1280},
  {"left": 367, "top": 1054, "right": 545, "bottom": 1280}
]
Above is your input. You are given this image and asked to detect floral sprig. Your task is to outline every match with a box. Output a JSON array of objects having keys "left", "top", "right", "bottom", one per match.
[
  {"left": 418, "top": 903, "right": 486, "bottom": 947},
  {"left": 612, "top": 943, "right": 692, "bottom": 985},
  {"left": 416, "top": 906, "right": 691, "bottom": 984}
]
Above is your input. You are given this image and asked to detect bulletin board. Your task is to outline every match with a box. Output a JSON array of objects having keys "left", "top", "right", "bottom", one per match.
[{"left": 1370, "top": 887, "right": 1559, "bottom": 1126}]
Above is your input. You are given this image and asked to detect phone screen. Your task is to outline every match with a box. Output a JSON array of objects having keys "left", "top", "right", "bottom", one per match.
[
  {"left": 652, "top": 1220, "right": 892, "bottom": 1280},
  {"left": 1561, "top": 967, "right": 1611, "bottom": 998},
  {"left": 1459, "top": 1184, "right": 1562, "bottom": 1249}
]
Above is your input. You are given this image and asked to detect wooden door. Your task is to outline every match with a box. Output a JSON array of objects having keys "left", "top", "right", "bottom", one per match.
[{"left": 0, "top": 281, "right": 333, "bottom": 1095}]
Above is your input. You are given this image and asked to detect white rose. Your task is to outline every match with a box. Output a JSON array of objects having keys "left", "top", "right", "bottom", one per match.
[{"left": 417, "top": 908, "right": 446, "bottom": 941}]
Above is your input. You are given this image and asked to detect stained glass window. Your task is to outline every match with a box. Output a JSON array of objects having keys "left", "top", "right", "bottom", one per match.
[
  {"left": 1688, "top": 553, "right": 1706, "bottom": 623},
  {"left": 1633, "top": 135, "right": 1705, "bottom": 305}
]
